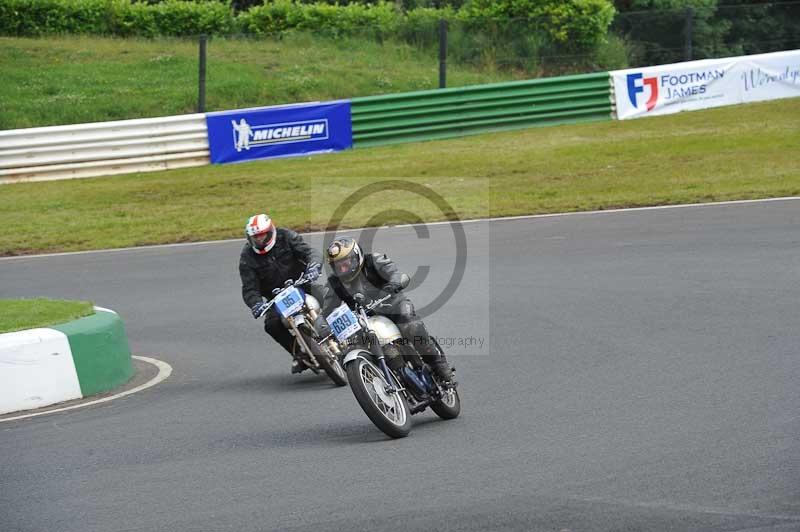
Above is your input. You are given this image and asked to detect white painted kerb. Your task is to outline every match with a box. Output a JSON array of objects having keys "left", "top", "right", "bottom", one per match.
[{"left": 0, "top": 328, "right": 81, "bottom": 415}]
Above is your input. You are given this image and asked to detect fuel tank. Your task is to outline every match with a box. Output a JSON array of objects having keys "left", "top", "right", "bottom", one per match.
[{"left": 367, "top": 315, "right": 402, "bottom": 346}]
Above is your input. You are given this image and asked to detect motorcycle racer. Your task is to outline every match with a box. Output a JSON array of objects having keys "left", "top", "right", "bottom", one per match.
[
  {"left": 322, "top": 237, "right": 454, "bottom": 382},
  {"left": 239, "top": 213, "right": 324, "bottom": 373}
]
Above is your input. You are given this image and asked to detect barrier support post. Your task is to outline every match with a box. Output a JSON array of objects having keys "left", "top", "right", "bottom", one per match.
[
  {"left": 684, "top": 8, "right": 693, "bottom": 62},
  {"left": 198, "top": 34, "right": 207, "bottom": 113},
  {"left": 439, "top": 19, "right": 448, "bottom": 89}
]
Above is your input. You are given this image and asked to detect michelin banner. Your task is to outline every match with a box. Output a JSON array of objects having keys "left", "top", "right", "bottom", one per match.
[
  {"left": 612, "top": 49, "right": 800, "bottom": 120},
  {"left": 206, "top": 100, "right": 352, "bottom": 164}
]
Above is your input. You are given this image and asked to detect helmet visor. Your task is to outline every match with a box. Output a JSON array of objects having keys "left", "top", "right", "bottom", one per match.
[
  {"left": 334, "top": 254, "right": 360, "bottom": 278},
  {"left": 251, "top": 228, "right": 275, "bottom": 249}
]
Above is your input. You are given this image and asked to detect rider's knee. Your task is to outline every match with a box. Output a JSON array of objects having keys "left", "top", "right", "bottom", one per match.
[
  {"left": 264, "top": 315, "right": 283, "bottom": 335},
  {"left": 392, "top": 300, "right": 417, "bottom": 324}
]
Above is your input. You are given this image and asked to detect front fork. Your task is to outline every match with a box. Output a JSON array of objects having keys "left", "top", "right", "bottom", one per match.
[
  {"left": 366, "top": 331, "right": 398, "bottom": 394},
  {"left": 288, "top": 310, "right": 343, "bottom": 369},
  {"left": 286, "top": 315, "right": 319, "bottom": 368}
]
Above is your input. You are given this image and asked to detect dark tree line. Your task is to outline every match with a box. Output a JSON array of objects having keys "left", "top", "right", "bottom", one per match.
[{"left": 612, "top": 0, "right": 800, "bottom": 64}]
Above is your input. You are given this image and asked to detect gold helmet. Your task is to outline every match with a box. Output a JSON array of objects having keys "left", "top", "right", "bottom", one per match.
[{"left": 326, "top": 237, "right": 364, "bottom": 282}]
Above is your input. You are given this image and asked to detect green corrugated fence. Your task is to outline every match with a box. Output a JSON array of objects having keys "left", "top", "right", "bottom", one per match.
[{"left": 351, "top": 72, "right": 614, "bottom": 148}]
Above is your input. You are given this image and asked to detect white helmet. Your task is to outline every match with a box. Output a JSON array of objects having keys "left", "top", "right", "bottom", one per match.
[{"left": 245, "top": 214, "right": 276, "bottom": 255}]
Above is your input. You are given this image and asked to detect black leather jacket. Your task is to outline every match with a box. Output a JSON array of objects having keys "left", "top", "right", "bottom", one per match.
[
  {"left": 239, "top": 228, "right": 322, "bottom": 309},
  {"left": 322, "top": 252, "right": 406, "bottom": 315}
]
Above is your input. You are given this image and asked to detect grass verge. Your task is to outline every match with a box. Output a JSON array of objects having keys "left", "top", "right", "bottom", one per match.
[
  {"left": 0, "top": 299, "right": 94, "bottom": 334},
  {"left": 0, "top": 98, "right": 798, "bottom": 256},
  {"left": 0, "top": 34, "right": 513, "bottom": 130}
]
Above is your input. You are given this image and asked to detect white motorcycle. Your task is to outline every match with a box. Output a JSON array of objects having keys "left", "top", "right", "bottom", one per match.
[{"left": 259, "top": 273, "right": 347, "bottom": 386}]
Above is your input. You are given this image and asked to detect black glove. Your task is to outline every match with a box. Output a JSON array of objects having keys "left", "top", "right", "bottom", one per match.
[
  {"left": 305, "top": 262, "right": 322, "bottom": 281},
  {"left": 382, "top": 282, "right": 403, "bottom": 294},
  {"left": 251, "top": 301, "right": 268, "bottom": 319}
]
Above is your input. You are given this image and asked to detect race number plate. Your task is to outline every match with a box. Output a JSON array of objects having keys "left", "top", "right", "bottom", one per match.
[
  {"left": 326, "top": 303, "right": 361, "bottom": 342},
  {"left": 274, "top": 286, "right": 304, "bottom": 318}
]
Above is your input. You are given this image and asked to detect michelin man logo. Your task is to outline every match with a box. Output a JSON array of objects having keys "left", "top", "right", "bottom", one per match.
[{"left": 232, "top": 119, "right": 252, "bottom": 152}]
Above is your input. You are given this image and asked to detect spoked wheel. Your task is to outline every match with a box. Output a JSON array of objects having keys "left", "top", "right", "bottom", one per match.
[
  {"left": 430, "top": 384, "right": 461, "bottom": 420},
  {"left": 298, "top": 331, "right": 347, "bottom": 386},
  {"left": 346, "top": 356, "right": 411, "bottom": 438}
]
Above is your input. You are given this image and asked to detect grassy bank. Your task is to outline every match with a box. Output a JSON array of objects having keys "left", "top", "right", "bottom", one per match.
[
  {"left": 0, "top": 299, "right": 94, "bottom": 333},
  {"left": 0, "top": 34, "right": 514, "bottom": 130},
  {"left": 1, "top": 98, "right": 798, "bottom": 257}
]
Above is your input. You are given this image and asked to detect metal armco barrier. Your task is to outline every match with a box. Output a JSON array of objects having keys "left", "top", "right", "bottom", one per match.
[
  {"left": 0, "top": 114, "right": 209, "bottom": 184},
  {"left": 0, "top": 72, "right": 615, "bottom": 183},
  {"left": 350, "top": 72, "right": 614, "bottom": 148}
]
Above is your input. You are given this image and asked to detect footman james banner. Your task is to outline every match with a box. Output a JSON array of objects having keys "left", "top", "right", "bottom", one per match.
[
  {"left": 206, "top": 100, "right": 352, "bottom": 163},
  {"left": 612, "top": 49, "right": 800, "bottom": 120}
]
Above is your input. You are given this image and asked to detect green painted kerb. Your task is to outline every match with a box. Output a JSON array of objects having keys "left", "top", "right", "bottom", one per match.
[{"left": 52, "top": 311, "right": 134, "bottom": 397}]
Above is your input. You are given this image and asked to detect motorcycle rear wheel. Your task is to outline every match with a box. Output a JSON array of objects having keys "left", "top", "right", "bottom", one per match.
[
  {"left": 346, "top": 357, "right": 411, "bottom": 438},
  {"left": 298, "top": 330, "right": 347, "bottom": 386}
]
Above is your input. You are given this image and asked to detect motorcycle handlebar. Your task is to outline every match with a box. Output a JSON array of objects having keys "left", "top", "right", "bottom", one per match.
[{"left": 258, "top": 274, "right": 310, "bottom": 319}]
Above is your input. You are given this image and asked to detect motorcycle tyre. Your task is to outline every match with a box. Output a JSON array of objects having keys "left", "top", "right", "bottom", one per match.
[
  {"left": 346, "top": 357, "right": 412, "bottom": 439},
  {"left": 299, "top": 330, "right": 347, "bottom": 387},
  {"left": 430, "top": 385, "right": 461, "bottom": 420}
]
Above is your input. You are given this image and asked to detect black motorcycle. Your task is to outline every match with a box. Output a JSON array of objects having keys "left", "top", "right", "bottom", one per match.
[{"left": 326, "top": 291, "right": 460, "bottom": 438}]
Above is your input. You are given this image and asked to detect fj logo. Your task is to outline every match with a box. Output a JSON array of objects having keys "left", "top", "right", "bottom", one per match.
[{"left": 627, "top": 73, "right": 659, "bottom": 111}]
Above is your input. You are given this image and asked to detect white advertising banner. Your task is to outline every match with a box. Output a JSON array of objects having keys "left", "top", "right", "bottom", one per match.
[{"left": 611, "top": 49, "right": 800, "bottom": 120}]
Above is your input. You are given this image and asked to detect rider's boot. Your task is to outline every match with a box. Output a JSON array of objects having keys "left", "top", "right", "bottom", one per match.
[
  {"left": 421, "top": 350, "right": 454, "bottom": 382},
  {"left": 395, "top": 306, "right": 455, "bottom": 382},
  {"left": 291, "top": 358, "right": 308, "bottom": 374},
  {"left": 313, "top": 314, "right": 330, "bottom": 338}
]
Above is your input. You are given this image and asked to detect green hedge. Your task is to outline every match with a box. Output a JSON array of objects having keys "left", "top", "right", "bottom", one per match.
[
  {"left": 461, "top": 0, "right": 615, "bottom": 48},
  {"left": 0, "top": 0, "right": 615, "bottom": 51},
  {"left": 237, "top": 1, "right": 399, "bottom": 37},
  {"left": 111, "top": 0, "right": 234, "bottom": 37},
  {"left": 0, "top": 0, "right": 234, "bottom": 37}
]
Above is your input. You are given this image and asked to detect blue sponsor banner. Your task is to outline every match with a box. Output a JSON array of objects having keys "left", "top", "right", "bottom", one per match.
[{"left": 206, "top": 100, "right": 352, "bottom": 164}]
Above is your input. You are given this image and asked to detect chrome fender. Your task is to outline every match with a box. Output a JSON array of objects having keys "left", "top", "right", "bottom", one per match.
[
  {"left": 342, "top": 349, "right": 373, "bottom": 367},
  {"left": 368, "top": 315, "right": 402, "bottom": 346}
]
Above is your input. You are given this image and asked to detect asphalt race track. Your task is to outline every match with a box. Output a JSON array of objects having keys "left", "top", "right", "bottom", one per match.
[{"left": 1, "top": 200, "right": 799, "bottom": 532}]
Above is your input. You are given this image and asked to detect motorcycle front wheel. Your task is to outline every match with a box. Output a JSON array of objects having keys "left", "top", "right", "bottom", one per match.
[
  {"left": 430, "top": 385, "right": 461, "bottom": 420},
  {"left": 346, "top": 356, "right": 411, "bottom": 438},
  {"left": 299, "top": 330, "right": 347, "bottom": 387}
]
